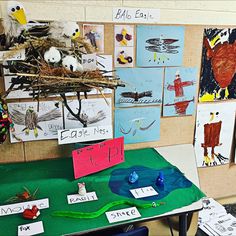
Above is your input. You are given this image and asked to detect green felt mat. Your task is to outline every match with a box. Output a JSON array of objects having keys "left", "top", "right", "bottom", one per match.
[{"left": 0, "top": 148, "right": 205, "bottom": 235}]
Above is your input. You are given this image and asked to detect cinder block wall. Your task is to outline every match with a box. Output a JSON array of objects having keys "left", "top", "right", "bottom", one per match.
[{"left": 0, "top": 0, "right": 236, "bottom": 25}]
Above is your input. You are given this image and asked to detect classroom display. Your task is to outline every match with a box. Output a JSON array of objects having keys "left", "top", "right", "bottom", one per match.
[{"left": 199, "top": 28, "right": 236, "bottom": 102}]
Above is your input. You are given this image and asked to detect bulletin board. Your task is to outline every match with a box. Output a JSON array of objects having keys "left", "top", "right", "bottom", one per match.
[{"left": 0, "top": 22, "right": 235, "bottom": 199}]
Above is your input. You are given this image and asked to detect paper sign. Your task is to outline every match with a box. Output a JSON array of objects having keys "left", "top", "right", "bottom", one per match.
[
  {"left": 82, "top": 53, "right": 97, "bottom": 71},
  {"left": 0, "top": 49, "right": 25, "bottom": 61},
  {"left": 67, "top": 192, "right": 98, "bottom": 204},
  {"left": 130, "top": 186, "right": 158, "bottom": 199},
  {"left": 18, "top": 221, "right": 44, "bottom": 236},
  {"left": 0, "top": 198, "right": 49, "bottom": 217},
  {"left": 105, "top": 207, "right": 141, "bottom": 223},
  {"left": 58, "top": 125, "right": 113, "bottom": 145},
  {"left": 72, "top": 137, "right": 124, "bottom": 179},
  {"left": 113, "top": 7, "right": 160, "bottom": 23}
]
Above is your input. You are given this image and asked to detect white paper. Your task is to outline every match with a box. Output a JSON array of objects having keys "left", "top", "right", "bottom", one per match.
[
  {"left": 206, "top": 214, "right": 236, "bottom": 236},
  {"left": 114, "top": 25, "right": 134, "bottom": 47},
  {"left": 18, "top": 221, "right": 44, "bottom": 236},
  {"left": 82, "top": 53, "right": 97, "bottom": 71},
  {"left": 105, "top": 207, "right": 141, "bottom": 223},
  {"left": 58, "top": 125, "right": 113, "bottom": 145},
  {"left": 130, "top": 186, "right": 158, "bottom": 199},
  {"left": 114, "top": 46, "right": 134, "bottom": 68},
  {"left": 8, "top": 101, "right": 63, "bottom": 143},
  {"left": 67, "top": 192, "right": 98, "bottom": 204},
  {"left": 113, "top": 7, "right": 160, "bottom": 23},
  {"left": 0, "top": 198, "right": 49, "bottom": 217},
  {"left": 0, "top": 49, "right": 25, "bottom": 61},
  {"left": 194, "top": 102, "right": 236, "bottom": 167}
]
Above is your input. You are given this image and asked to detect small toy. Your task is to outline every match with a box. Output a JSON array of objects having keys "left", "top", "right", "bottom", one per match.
[
  {"left": 5, "top": 187, "right": 39, "bottom": 203},
  {"left": 156, "top": 171, "right": 164, "bottom": 188},
  {"left": 78, "top": 182, "right": 86, "bottom": 195},
  {"left": 128, "top": 171, "right": 138, "bottom": 184},
  {"left": 23, "top": 205, "right": 40, "bottom": 220}
]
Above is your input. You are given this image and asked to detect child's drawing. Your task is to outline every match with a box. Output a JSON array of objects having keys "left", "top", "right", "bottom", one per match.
[
  {"left": 114, "top": 25, "right": 134, "bottom": 47},
  {"left": 194, "top": 102, "right": 236, "bottom": 167},
  {"left": 114, "top": 47, "right": 134, "bottom": 68},
  {"left": 8, "top": 101, "right": 63, "bottom": 143},
  {"left": 136, "top": 25, "right": 185, "bottom": 67}
]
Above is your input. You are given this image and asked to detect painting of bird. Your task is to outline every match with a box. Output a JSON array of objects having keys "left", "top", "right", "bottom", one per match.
[
  {"left": 10, "top": 106, "right": 61, "bottom": 137},
  {"left": 121, "top": 91, "right": 152, "bottom": 101}
]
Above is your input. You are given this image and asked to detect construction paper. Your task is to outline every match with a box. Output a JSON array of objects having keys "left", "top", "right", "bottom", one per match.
[
  {"left": 72, "top": 137, "right": 124, "bottom": 179},
  {"left": 136, "top": 25, "right": 185, "bottom": 67}
]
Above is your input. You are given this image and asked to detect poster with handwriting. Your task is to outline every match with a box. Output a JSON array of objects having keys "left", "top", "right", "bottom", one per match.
[
  {"left": 163, "top": 67, "right": 197, "bottom": 117},
  {"left": 194, "top": 102, "right": 236, "bottom": 167},
  {"left": 136, "top": 25, "right": 185, "bottom": 67},
  {"left": 8, "top": 101, "right": 63, "bottom": 143},
  {"left": 115, "top": 68, "right": 163, "bottom": 107},
  {"left": 64, "top": 98, "right": 112, "bottom": 129},
  {"left": 115, "top": 106, "right": 161, "bottom": 144},
  {"left": 72, "top": 137, "right": 124, "bottom": 179}
]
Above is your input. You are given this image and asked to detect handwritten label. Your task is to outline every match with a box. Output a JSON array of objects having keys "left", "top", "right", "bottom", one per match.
[
  {"left": 67, "top": 192, "right": 98, "bottom": 204},
  {"left": 113, "top": 7, "right": 160, "bottom": 23},
  {"left": 72, "top": 137, "right": 124, "bottom": 179},
  {"left": 58, "top": 125, "right": 112, "bottom": 145},
  {"left": 0, "top": 198, "right": 49, "bottom": 217},
  {"left": 18, "top": 221, "right": 44, "bottom": 236},
  {"left": 82, "top": 53, "right": 97, "bottom": 71},
  {"left": 105, "top": 207, "right": 141, "bottom": 223},
  {"left": 0, "top": 49, "right": 25, "bottom": 61},
  {"left": 130, "top": 186, "right": 158, "bottom": 199}
]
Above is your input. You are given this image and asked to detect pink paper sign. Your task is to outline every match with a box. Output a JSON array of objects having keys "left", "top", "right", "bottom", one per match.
[{"left": 72, "top": 137, "right": 124, "bottom": 179}]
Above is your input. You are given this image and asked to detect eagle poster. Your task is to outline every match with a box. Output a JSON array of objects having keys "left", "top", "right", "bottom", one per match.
[
  {"left": 136, "top": 25, "right": 185, "bottom": 67},
  {"left": 194, "top": 102, "right": 236, "bottom": 167},
  {"left": 64, "top": 98, "right": 112, "bottom": 129},
  {"left": 115, "top": 106, "right": 161, "bottom": 144},
  {"left": 115, "top": 68, "right": 163, "bottom": 107},
  {"left": 8, "top": 101, "right": 63, "bottom": 143},
  {"left": 163, "top": 67, "right": 197, "bottom": 117},
  {"left": 199, "top": 28, "right": 236, "bottom": 102}
]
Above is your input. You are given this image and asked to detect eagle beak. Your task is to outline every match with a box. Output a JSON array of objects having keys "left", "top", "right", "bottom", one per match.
[
  {"left": 209, "top": 34, "right": 220, "bottom": 48},
  {"left": 71, "top": 31, "right": 80, "bottom": 40},
  {"left": 12, "top": 8, "right": 27, "bottom": 25},
  {"left": 209, "top": 113, "right": 214, "bottom": 122}
]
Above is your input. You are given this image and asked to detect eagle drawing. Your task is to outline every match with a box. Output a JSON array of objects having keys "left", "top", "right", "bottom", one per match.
[
  {"left": 10, "top": 106, "right": 61, "bottom": 137},
  {"left": 121, "top": 91, "right": 152, "bottom": 101}
]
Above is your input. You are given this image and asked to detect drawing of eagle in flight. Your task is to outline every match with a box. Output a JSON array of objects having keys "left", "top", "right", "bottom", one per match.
[
  {"left": 10, "top": 106, "right": 61, "bottom": 137},
  {"left": 67, "top": 110, "right": 106, "bottom": 125},
  {"left": 145, "top": 37, "right": 180, "bottom": 54},
  {"left": 121, "top": 91, "right": 152, "bottom": 101}
]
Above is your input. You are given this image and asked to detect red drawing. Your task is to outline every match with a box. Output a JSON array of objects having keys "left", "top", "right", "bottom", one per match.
[
  {"left": 164, "top": 98, "right": 194, "bottom": 115},
  {"left": 167, "top": 71, "right": 194, "bottom": 97},
  {"left": 201, "top": 112, "right": 228, "bottom": 166},
  {"left": 204, "top": 37, "right": 236, "bottom": 99}
]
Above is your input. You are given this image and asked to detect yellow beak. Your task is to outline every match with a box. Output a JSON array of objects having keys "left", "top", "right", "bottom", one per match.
[
  {"left": 12, "top": 8, "right": 27, "bottom": 25},
  {"left": 71, "top": 31, "right": 80, "bottom": 40},
  {"left": 210, "top": 35, "right": 220, "bottom": 48},
  {"left": 210, "top": 113, "right": 214, "bottom": 122}
]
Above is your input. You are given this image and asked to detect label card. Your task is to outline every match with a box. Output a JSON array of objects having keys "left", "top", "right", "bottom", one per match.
[
  {"left": 18, "top": 221, "right": 44, "bottom": 236},
  {"left": 130, "top": 186, "right": 158, "bottom": 199},
  {"left": 58, "top": 125, "right": 113, "bottom": 145},
  {"left": 72, "top": 137, "right": 124, "bottom": 179},
  {"left": 82, "top": 53, "right": 97, "bottom": 71},
  {"left": 105, "top": 207, "right": 141, "bottom": 223},
  {"left": 67, "top": 192, "right": 98, "bottom": 204},
  {"left": 0, "top": 49, "right": 25, "bottom": 61},
  {"left": 0, "top": 198, "right": 49, "bottom": 217},
  {"left": 113, "top": 7, "right": 160, "bottom": 23}
]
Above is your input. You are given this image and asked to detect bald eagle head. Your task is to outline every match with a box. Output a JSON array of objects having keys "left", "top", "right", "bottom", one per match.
[{"left": 7, "top": 1, "right": 27, "bottom": 25}]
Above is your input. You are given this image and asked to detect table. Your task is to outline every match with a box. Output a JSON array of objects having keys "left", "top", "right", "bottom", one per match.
[{"left": 0, "top": 144, "right": 204, "bottom": 236}]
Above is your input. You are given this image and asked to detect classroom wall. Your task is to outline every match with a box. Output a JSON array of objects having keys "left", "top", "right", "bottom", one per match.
[{"left": 0, "top": 0, "right": 236, "bottom": 199}]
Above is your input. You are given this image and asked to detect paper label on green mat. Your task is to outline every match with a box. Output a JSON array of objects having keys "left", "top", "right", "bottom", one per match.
[
  {"left": 67, "top": 192, "right": 98, "bottom": 204},
  {"left": 105, "top": 207, "right": 141, "bottom": 223},
  {"left": 130, "top": 186, "right": 158, "bottom": 198},
  {"left": 18, "top": 221, "right": 44, "bottom": 236}
]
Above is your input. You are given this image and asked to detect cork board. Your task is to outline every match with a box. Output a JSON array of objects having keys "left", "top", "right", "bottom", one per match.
[{"left": 0, "top": 22, "right": 235, "bottom": 199}]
